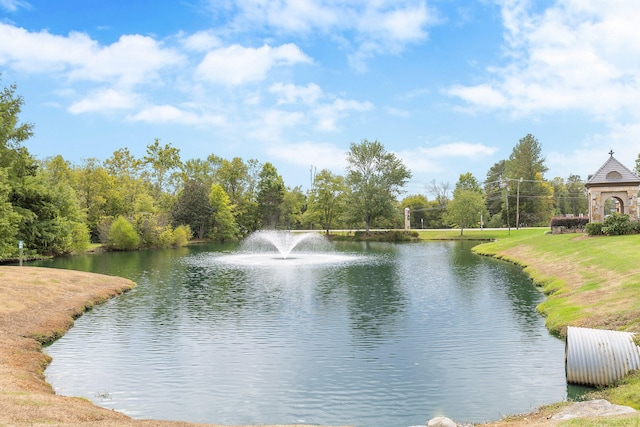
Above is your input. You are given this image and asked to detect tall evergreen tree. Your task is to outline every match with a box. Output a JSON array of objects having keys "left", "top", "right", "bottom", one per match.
[{"left": 504, "top": 134, "right": 554, "bottom": 226}]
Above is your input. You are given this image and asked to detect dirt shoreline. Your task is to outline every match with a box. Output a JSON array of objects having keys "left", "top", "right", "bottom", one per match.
[{"left": 0, "top": 266, "right": 353, "bottom": 427}]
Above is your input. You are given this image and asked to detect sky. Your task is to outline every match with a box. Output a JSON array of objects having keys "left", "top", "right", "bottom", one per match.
[{"left": 1, "top": 0, "right": 640, "bottom": 195}]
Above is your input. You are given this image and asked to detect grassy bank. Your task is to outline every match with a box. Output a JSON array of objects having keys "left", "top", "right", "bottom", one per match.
[{"left": 469, "top": 229, "right": 640, "bottom": 416}]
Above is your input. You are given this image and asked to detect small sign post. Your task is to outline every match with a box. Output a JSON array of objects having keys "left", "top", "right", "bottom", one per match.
[{"left": 18, "top": 240, "right": 23, "bottom": 266}]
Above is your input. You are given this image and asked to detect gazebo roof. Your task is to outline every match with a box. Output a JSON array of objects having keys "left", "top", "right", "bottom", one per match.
[{"left": 586, "top": 153, "right": 640, "bottom": 187}]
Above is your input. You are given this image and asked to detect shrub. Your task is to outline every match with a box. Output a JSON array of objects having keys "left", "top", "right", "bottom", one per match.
[
  {"left": 158, "top": 227, "right": 175, "bottom": 248},
  {"left": 108, "top": 216, "right": 140, "bottom": 250},
  {"left": 549, "top": 216, "right": 589, "bottom": 229},
  {"left": 172, "top": 225, "right": 191, "bottom": 247},
  {"left": 69, "top": 222, "right": 90, "bottom": 253},
  {"left": 601, "top": 212, "right": 631, "bottom": 236},
  {"left": 585, "top": 222, "right": 603, "bottom": 236}
]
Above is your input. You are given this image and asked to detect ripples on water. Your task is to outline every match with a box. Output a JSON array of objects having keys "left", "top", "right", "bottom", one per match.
[{"left": 42, "top": 241, "right": 567, "bottom": 427}]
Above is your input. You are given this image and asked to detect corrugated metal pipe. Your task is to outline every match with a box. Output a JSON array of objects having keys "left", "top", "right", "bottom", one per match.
[{"left": 565, "top": 326, "right": 640, "bottom": 386}]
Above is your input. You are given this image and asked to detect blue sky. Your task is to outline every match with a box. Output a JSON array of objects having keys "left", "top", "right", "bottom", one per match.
[{"left": 1, "top": 0, "right": 639, "bottom": 194}]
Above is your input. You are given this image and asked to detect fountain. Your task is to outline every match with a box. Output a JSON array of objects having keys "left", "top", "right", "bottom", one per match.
[
  {"left": 216, "top": 230, "right": 360, "bottom": 266},
  {"left": 242, "top": 230, "right": 330, "bottom": 258}
]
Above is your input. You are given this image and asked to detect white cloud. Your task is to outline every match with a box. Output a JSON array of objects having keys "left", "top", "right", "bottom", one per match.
[
  {"left": 249, "top": 109, "right": 306, "bottom": 142},
  {"left": 0, "top": 24, "right": 183, "bottom": 86},
  {"left": 313, "top": 98, "right": 373, "bottom": 131},
  {"left": 195, "top": 43, "right": 312, "bottom": 86},
  {"left": 267, "top": 141, "right": 347, "bottom": 170},
  {"left": 127, "top": 104, "right": 226, "bottom": 126},
  {"left": 546, "top": 122, "right": 640, "bottom": 180},
  {"left": 211, "top": 0, "right": 434, "bottom": 68},
  {"left": 447, "top": 1, "right": 640, "bottom": 121},
  {"left": 180, "top": 30, "right": 221, "bottom": 52},
  {"left": 0, "top": 24, "right": 95, "bottom": 72},
  {"left": 68, "top": 88, "right": 140, "bottom": 114},
  {"left": 69, "top": 34, "right": 184, "bottom": 86},
  {"left": 0, "top": 0, "right": 30, "bottom": 12},
  {"left": 398, "top": 142, "right": 498, "bottom": 173},
  {"left": 269, "top": 82, "right": 323, "bottom": 105}
]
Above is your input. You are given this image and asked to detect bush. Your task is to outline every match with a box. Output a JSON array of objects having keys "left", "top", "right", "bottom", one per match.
[
  {"left": 585, "top": 222, "right": 603, "bottom": 236},
  {"left": 549, "top": 216, "right": 589, "bottom": 229},
  {"left": 158, "top": 227, "right": 175, "bottom": 248},
  {"left": 601, "top": 213, "right": 631, "bottom": 236},
  {"left": 108, "top": 216, "right": 140, "bottom": 250},
  {"left": 172, "top": 225, "right": 191, "bottom": 247},
  {"left": 69, "top": 222, "right": 90, "bottom": 253}
]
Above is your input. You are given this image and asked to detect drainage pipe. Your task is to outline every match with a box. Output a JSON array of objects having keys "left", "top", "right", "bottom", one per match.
[{"left": 565, "top": 326, "right": 640, "bottom": 386}]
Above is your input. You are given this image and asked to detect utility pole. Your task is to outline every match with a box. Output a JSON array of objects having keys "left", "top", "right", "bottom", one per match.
[
  {"left": 516, "top": 177, "right": 523, "bottom": 230},
  {"left": 502, "top": 180, "right": 510, "bottom": 236}
]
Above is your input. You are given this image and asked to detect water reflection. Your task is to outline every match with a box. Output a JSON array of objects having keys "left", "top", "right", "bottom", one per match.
[{"left": 38, "top": 241, "right": 568, "bottom": 427}]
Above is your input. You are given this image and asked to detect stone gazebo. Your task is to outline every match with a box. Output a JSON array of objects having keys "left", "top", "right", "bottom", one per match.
[{"left": 585, "top": 151, "right": 640, "bottom": 222}]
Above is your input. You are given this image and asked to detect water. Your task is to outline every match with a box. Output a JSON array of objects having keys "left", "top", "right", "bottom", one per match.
[{"left": 37, "top": 240, "right": 569, "bottom": 427}]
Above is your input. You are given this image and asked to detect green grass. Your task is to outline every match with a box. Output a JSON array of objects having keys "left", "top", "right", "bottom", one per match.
[{"left": 470, "top": 229, "right": 640, "bottom": 413}]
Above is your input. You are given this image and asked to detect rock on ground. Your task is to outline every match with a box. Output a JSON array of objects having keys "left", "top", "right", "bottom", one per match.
[{"left": 550, "top": 399, "right": 637, "bottom": 421}]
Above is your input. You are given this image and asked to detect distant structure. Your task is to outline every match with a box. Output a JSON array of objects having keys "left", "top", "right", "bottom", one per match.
[{"left": 585, "top": 151, "right": 640, "bottom": 222}]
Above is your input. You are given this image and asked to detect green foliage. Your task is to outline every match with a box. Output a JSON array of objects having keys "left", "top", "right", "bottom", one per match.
[
  {"left": 347, "top": 230, "right": 416, "bottom": 241},
  {"left": 143, "top": 138, "right": 182, "bottom": 197},
  {"left": 445, "top": 175, "right": 487, "bottom": 235},
  {"left": 0, "top": 168, "right": 20, "bottom": 260},
  {"left": 108, "top": 216, "right": 140, "bottom": 250},
  {"left": 401, "top": 194, "right": 430, "bottom": 229},
  {"left": 257, "top": 162, "right": 285, "bottom": 228},
  {"left": 601, "top": 212, "right": 632, "bottom": 236},
  {"left": 171, "top": 180, "right": 213, "bottom": 239},
  {"left": 455, "top": 172, "right": 482, "bottom": 193},
  {"left": 549, "top": 216, "right": 589, "bottom": 229},
  {"left": 345, "top": 139, "right": 411, "bottom": 233},
  {"left": 69, "top": 222, "right": 90, "bottom": 253},
  {"left": 502, "top": 134, "right": 555, "bottom": 226},
  {"left": 172, "top": 225, "right": 192, "bottom": 247},
  {"left": 209, "top": 183, "right": 239, "bottom": 241},
  {"left": 307, "top": 169, "right": 346, "bottom": 232},
  {"left": 585, "top": 222, "right": 603, "bottom": 236}
]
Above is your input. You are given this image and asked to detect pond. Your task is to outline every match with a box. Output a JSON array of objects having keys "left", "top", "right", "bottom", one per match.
[{"left": 37, "top": 239, "right": 570, "bottom": 427}]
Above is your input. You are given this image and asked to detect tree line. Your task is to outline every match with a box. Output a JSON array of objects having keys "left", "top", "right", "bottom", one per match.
[{"left": 0, "top": 80, "right": 601, "bottom": 260}]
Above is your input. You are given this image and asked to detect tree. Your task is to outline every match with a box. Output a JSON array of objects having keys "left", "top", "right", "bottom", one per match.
[
  {"left": 0, "top": 81, "right": 33, "bottom": 160},
  {"left": 485, "top": 160, "right": 506, "bottom": 219},
  {"left": 401, "top": 194, "right": 429, "bottom": 229},
  {"left": 566, "top": 174, "right": 588, "bottom": 215},
  {"left": 143, "top": 138, "right": 182, "bottom": 198},
  {"left": 426, "top": 180, "right": 450, "bottom": 210},
  {"left": 76, "top": 158, "right": 117, "bottom": 240},
  {"left": 209, "top": 184, "right": 238, "bottom": 241},
  {"left": 171, "top": 180, "right": 213, "bottom": 239},
  {"left": 108, "top": 216, "right": 140, "bottom": 250},
  {"left": 504, "top": 134, "right": 554, "bottom": 226},
  {"left": 455, "top": 172, "right": 482, "bottom": 193},
  {"left": 0, "top": 168, "right": 20, "bottom": 260},
  {"left": 257, "top": 162, "right": 285, "bottom": 228},
  {"left": 445, "top": 189, "right": 486, "bottom": 235},
  {"left": 104, "top": 148, "right": 147, "bottom": 215},
  {"left": 281, "top": 186, "right": 307, "bottom": 230},
  {"left": 307, "top": 169, "right": 346, "bottom": 233},
  {"left": 345, "top": 139, "right": 411, "bottom": 233},
  {"left": 445, "top": 173, "right": 487, "bottom": 235},
  {"left": 179, "top": 154, "right": 223, "bottom": 189}
]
